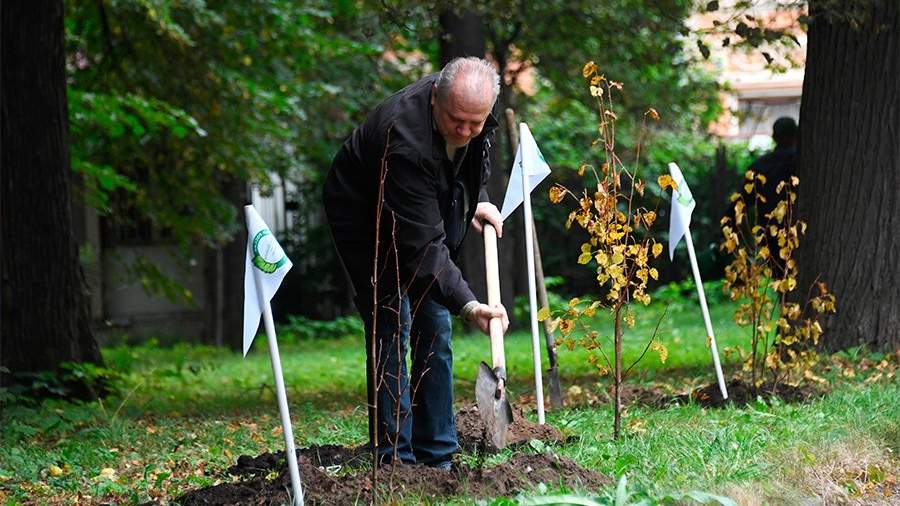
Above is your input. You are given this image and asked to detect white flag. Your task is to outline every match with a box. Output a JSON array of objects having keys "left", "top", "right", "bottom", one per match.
[
  {"left": 667, "top": 162, "right": 696, "bottom": 261},
  {"left": 243, "top": 205, "right": 292, "bottom": 356},
  {"left": 500, "top": 123, "right": 552, "bottom": 220}
]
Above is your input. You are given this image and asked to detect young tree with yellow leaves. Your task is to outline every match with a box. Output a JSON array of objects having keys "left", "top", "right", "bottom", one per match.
[
  {"left": 542, "top": 62, "right": 669, "bottom": 439},
  {"left": 720, "top": 171, "right": 836, "bottom": 388}
]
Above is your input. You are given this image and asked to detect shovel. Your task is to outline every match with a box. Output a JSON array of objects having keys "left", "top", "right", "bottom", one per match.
[{"left": 475, "top": 222, "right": 514, "bottom": 448}]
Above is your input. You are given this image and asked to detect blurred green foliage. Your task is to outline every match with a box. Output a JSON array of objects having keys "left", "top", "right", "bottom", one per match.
[{"left": 64, "top": 0, "right": 749, "bottom": 317}]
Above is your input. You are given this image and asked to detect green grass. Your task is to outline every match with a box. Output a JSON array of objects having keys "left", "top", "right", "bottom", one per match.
[{"left": 1, "top": 299, "right": 897, "bottom": 505}]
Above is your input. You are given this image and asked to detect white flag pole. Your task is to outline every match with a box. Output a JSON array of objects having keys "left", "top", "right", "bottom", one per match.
[
  {"left": 252, "top": 255, "right": 304, "bottom": 506},
  {"left": 682, "top": 227, "right": 728, "bottom": 400},
  {"left": 520, "top": 142, "right": 546, "bottom": 425}
]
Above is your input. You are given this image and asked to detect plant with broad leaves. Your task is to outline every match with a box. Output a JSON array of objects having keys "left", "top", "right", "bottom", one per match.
[
  {"left": 540, "top": 62, "right": 668, "bottom": 439},
  {"left": 720, "top": 171, "right": 836, "bottom": 387}
]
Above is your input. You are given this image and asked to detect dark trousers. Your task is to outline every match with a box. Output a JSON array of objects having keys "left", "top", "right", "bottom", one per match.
[{"left": 363, "top": 295, "right": 458, "bottom": 465}]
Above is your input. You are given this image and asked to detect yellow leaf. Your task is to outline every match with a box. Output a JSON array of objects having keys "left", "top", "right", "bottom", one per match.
[
  {"left": 636, "top": 269, "right": 648, "bottom": 283},
  {"left": 581, "top": 243, "right": 592, "bottom": 253},
  {"left": 547, "top": 317, "right": 560, "bottom": 333},
  {"left": 643, "top": 210, "right": 656, "bottom": 227},
  {"left": 582, "top": 61, "right": 598, "bottom": 78},
  {"left": 537, "top": 306, "right": 551, "bottom": 321},
  {"left": 652, "top": 243, "right": 663, "bottom": 258},
  {"left": 791, "top": 175, "right": 800, "bottom": 186},
  {"left": 578, "top": 252, "right": 592, "bottom": 264},
  {"left": 98, "top": 468, "right": 116, "bottom": 480},
  {"left": 657, "top": 174, "right": 677, "bottom": 191},
  {"left": 769, "top": 201, "right": 788, "bottom": 223},
  {"left": 590, "top": 85, "right": 603, "bottom": 97},
  {"left": 595, "top": 251, "right": 609, "bottom": 266},
  {"left": 758, "top": 246, "right": 770, "bottom": 259},
  {"left": 649, "top": 268, "right": 659, "bottom": 280},
  {"left": 568, "top": 297, "right": 581, "bottom": 308},
  {"left": 756, "top": 173, "right": 767, "bottom": 185},
  {"left": 744, "top": 183, "right": 754, "bottom": 194},
  {"left": 49, "top": 465, "right": 63, "bottom": 477},
  {"left": 549, "top": 185, "right": 566, "bottom": 204},
  {"left": 650, "top": 341, "right": 669, "bottom": 363}
]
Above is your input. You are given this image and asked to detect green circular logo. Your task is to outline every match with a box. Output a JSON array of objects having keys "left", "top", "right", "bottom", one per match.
[{"left": 252, "top": 230, "right": 287, "bottom": 274}]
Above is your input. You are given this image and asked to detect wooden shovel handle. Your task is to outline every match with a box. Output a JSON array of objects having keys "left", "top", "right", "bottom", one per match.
[{"left": 483, "top": 223, "right": 506, "bottom": 371}]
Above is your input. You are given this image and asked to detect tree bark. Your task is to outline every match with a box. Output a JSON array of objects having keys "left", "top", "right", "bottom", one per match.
[
  {"left": 203, "top": 177, "right": 247, "bottom": 350},
  {"left": 797, "top": 0, "right": 900, "bottom": 352},
  {"left": 1, "top": 0, "right": 104, "bottom": 394}
]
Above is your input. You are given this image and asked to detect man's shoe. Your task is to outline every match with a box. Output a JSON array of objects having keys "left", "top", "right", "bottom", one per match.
[{"left": 428, "top": 460, "right": 452, "bottom": 471}]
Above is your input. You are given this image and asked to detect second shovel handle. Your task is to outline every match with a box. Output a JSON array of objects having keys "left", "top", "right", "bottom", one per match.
[{"left": 483, "top": 223, "right": 506, "bottom": 371}]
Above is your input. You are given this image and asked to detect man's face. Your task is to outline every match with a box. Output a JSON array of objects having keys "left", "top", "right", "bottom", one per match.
[{"left": 431, "top": 82, "right": 493, "bottom": 149}]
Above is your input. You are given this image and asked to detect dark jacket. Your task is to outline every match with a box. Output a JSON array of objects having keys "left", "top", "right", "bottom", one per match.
[
  {"left": 323, "top": 74, "right": 497, "bottom": 316},
  {"left": 750, "top": 146, "right": 796, "bottom": 219}
]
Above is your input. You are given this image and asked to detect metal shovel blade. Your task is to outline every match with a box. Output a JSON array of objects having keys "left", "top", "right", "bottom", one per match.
[{"left": 475, "top": 361, "right": 513, "bottom": 448}]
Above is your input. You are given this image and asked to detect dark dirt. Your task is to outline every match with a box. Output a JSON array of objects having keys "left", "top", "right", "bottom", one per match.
[
  {"left": 176, "top": 452, "right": 608, "bottom": 505},
  {"left": 564, "top": 379, "right": 826, "bottom": 410},
  {"left": 455, "top": 404, "right": 566, "bottom": 452},
  {"left": 167, "top": 407, "right": 598, "bottom": 505},
  {"left": 667, "top": 378, "right": 826, "bottom": 408}
]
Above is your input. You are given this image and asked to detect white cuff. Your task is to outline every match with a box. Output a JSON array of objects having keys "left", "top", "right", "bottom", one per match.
[{"left": 459, "top": 300, "right": 480, "bottom": 321}]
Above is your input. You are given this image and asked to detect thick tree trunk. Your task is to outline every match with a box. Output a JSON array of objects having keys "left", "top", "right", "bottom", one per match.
[
  {"left": 438, "top": 11, "right": 519, "bottom": 324},
  {"left": 797, "top": 0, "right": 899, "bottom": 352},
  {"left": 1, "top": 0, "right": 103, "bottom": 393},
  {"left": 203, "top": 177, "right": 247, "bottom": 350}
]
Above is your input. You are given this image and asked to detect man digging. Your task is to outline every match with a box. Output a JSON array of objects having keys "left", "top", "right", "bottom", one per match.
[{"left": 323, "top": 57, "right": 510, "bottom": 470}]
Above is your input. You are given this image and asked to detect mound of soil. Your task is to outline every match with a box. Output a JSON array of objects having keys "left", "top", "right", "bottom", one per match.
[
  {"left": 177, "top": 451, "right": 607, "bottom": 505},
  {"left": 565, "top": 380, "right": 825, "bottom": 410},
  {"left": 455, "top": 404, "right": 566, "bottom": 452},
  {"left": 168, "top": 407, "right": 596, "bottom": 505},
  {"left": 667, "top": 378, "right": 826, "bottom": 408}
]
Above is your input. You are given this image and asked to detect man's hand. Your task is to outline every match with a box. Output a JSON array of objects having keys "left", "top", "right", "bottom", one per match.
[
  {"left": 467, "top": 303, "right": 509, "bottom": 335},
  {"left": 471, "top": 202, "right": 503, "bottom": 238}
]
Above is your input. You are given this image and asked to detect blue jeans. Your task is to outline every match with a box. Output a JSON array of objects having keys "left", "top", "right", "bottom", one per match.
[{"left": 363, "top": 295, "right": 457, "bottom": 466}]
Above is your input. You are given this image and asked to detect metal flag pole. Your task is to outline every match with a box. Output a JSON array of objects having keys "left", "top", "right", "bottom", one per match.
[{"left": 520, "top": 123, "right": 546, "bottom": 424}]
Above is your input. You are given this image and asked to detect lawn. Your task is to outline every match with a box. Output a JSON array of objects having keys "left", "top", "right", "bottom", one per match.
[{"left": 1, "top": 297, "right": 897, "bottom": 504}]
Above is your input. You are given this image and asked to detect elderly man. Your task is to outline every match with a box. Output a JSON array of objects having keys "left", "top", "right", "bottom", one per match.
[{"left": 323, "top": 57, "right": 510, "bottom": 469}]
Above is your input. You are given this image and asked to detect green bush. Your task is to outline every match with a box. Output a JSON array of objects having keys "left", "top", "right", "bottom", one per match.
[{"left": 280, "top": 314, "right": 364, "bottom": 341}]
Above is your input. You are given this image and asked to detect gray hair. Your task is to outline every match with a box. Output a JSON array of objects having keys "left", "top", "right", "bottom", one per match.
[{"left": 435, "top": 57, "right": 500, "bottom": 104}]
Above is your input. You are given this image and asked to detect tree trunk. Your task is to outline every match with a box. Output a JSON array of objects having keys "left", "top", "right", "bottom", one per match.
[
  {"left": 613, "top": 306, "right": 622, "bottom": 440},
  {"left": 438, "top": 10, "right": 519, "bottom": 324},
  {"left": 203, "top": 177, "right": 247, "bottom": 350},
  {"left": 796, "top": 0, "right": 900, "bottom": 352},
  {"left": 1, "top": 0, "right": 103, "bottom": 395}
]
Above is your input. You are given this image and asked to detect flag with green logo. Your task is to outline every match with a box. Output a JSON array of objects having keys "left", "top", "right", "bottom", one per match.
[
  {"left": 243, "top": 205, "right": 292, "bottom": 356},
  {"left": 667, "top": 162, "right": 696, "bottom": 261}
]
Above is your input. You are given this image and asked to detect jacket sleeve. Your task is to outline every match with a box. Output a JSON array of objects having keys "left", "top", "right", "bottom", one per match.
[{"left": 382, "top": 152, "right": 476, "bottom": 314}]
